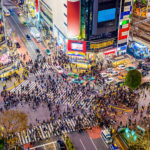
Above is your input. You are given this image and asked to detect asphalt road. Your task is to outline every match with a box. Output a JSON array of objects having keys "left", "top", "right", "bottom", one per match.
[
  {"left": 4, "top": 0, "right": 42, "bottom": 61},
  {"left": 69, "top": 132, "right": 109, "bottom": 150}
]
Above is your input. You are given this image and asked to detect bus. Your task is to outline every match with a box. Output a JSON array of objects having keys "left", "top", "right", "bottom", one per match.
[{"left": 3, "top": 6, "right": 10, "bottom": 16}]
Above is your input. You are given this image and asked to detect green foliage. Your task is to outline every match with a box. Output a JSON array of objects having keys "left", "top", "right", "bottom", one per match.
[
  {"left": 0, "top": 139, "right": 4, "bottom": 150},
  {"left": 125, "top": 69, "right": 142, "bottom": 89},
  {"left": 65, "top": 136, "right": 75, "bottom": 150}
]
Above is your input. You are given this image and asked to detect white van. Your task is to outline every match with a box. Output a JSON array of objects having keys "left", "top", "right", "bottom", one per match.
[
  {"left": 101, "top": 129, "right": 112, "bottom": 144},
  {"left": 30, "top": 27, "right": 41, "bottom": 42}
]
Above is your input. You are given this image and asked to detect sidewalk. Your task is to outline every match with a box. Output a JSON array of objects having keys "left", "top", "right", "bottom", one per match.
[{"left": 0, "top": 66, "right": 25, "bottom": 92}]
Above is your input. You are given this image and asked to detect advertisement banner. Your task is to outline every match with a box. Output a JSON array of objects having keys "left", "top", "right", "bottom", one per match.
[
  {"left": 68, "top": 40, "right": 86, "bottom": 53},
  {"left": 89, "top": 40, "right": 114, "bottom": 50},
  {"left": 67, "top": 0, "right": 80, "bottom": 37}
]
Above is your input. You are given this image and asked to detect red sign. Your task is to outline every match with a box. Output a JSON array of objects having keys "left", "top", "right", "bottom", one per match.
[
  {"left": 119, "top": 23, "right": 130, "bottom": 40},
  {"left": 104, "top": 48, "right": 116, "bottom": 55},
  {"left": 36, "top": 0, "right": 38, "bottom": 12},
  {"left": 67, "top": 0, "right": 80, "bottom": 37},
  {"left": 68, "top": 40, "right": 86, "bottom": 53}
]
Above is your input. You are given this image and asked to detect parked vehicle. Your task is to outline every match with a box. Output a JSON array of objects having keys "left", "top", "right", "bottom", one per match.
[
  {"left": 72, "top": 78, "right": 84, "bottom": 84},
  {"left": 101, "top": 73, "right": 109, "bottom": 78},
  {"left": 57, "top": 140, "right": 66, "bottom": 150},
  {"left": 30, "top": 27, "right": 41, "bottom": 42},
  {"left": 101, "top": 129, "right": 112, "bottom": 144},
  {"left": 3, "top": 6, "right": 10, "bottom": 16},
  {"left": 55, "top": 66, "right": 63, "bottom": 74},
  {"left": 126, "top": 66, "right": 136, "bottom": 71},
  {"left": 117, "top": 65, "right": 126, "bottom": 70}
]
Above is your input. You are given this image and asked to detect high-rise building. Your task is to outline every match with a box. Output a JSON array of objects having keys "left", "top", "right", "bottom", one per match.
[
  {"left": 40, "top": 0, "right": 133, "bottom": 60},
  {"left": 0, "top": 0, "right": 6, "bottom": 45}
]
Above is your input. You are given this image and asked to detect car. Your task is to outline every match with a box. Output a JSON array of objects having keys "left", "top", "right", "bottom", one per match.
[
  {"left": 83, "top": 76, "right": 95, "bottom": 81},
  {"left": 118, "top": 74, "right": 126, "bottom": 80},
  {"left": 45, "top": 49, "right": 51, "bottom": 55},
  {"left": 15, "top": 42, "right": 21, "bottom": 48},
  {"left": 110, "top": 144, "right": 120, "bottom": 150},
  {"left": 55, "top": 66, "right": 63, "bottom": 74},
  {"left": 142, "top": 71, "right": 149, "bottom": 77},
  {"left": 61, "top": 73, "right": 68, "bottom": 79},
  {"left": 35, "top": 48, "right": 40, "bottom": 54},
  {"left": 101, "top": 73, "right": 109, "bottom": 78},
  {"left": 26, "top": 34, "right": 31, "bottom": 40},
  {"left": 101, "top": 129, "right": 112, "bottom": 144},
  {"left": 105, "top": 78, "right": 114, "bottom": 84},
  {"left": 57, "top": 140, "right": 66, "bottom": 150},
  {"left": 72, "top": 78, "right": 84, "bottom": 84},
  {"left": 68, "top": 72, "right": 79, "bottom": 78},
  {"left": 142, "top": 65, "right": 150, "bottom": 71},
  {"left": 117, "top": 65, "right": 126, "bottom": 70},
  {"left": 107, "top": 68, "right": 114, "bottom": 73},
  {"left": 126, "top": 66, "right": 136, "bottom": 71},
  {"left": 110, "top": 71, "right": 118, "bottom": 77}
]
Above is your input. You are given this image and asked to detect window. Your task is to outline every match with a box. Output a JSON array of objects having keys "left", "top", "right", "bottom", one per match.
[
  {"left": 64, "top": 3, "right": 67, "bottom": 8},
  {"left": 64, "top": 13, "right": 67, "bottom": 17},
  {"left": 64, "top": 22, "right": 67, "bottom": 27}
]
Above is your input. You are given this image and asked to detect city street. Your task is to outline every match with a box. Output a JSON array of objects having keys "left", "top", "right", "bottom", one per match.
[
  {"left": 4, "top": 0, "right": 47, "bottom": 62},
  {"left": 0, "top": 0, "right": 150, "bottom": 150}
]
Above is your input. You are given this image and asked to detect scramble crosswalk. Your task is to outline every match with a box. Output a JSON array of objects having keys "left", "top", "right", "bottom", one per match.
[
  {"left": 17, "top": 117, "right": 97, "bottom": 145},
  {"left": 10, "top": 80, "right": 43, "bottom": 94}
]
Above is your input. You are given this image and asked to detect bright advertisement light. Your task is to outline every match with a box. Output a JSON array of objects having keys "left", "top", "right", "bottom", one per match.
[
  {"left": 71, "top": 43, "right": 83, "bottom": 51},
  {"left": 98, "top": 8, "right": 116, "bottom": 23},
  {"left": 68, "top": 40, "right": 86, "bottom": 53},
  {"left": 67, "top": 0, "right": 80, "bottom": 37}
]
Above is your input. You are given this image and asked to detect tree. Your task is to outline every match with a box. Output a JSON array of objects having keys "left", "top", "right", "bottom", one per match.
[
  {"left": 125, "top": 69, "right": 142, "bottom": 89},
  {"left": 0, "top": 110, "right": 28, "bottom": 148}
]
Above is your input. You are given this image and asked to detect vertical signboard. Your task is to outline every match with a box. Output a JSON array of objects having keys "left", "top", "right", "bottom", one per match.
[
  {"left": 0, "top": 0, "right": 6, "bottom": 45},
  {"left": 67, "top": 0, "right": 80, "bottom": 38},
  {"left": 117, "top": 0, "right": 132, "bottom": 55}
]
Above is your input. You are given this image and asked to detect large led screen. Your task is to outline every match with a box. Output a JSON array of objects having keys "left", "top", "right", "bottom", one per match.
[
  {"left": 71, "top": 43, "right": 83, "bottom": 51},
  {"left": 98, "top": 8, "right": 116, "bottom": 23}
]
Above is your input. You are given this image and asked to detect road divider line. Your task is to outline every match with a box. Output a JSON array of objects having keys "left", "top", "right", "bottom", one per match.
[
  {"left": 101, "top": 136, "right": 109, "bottom": 148},
  {"left": 90, "top": 137, "right": 98, "bottom": 150},
  {"left": 80, "top": 139, "right": 86, "bottom": 150}
]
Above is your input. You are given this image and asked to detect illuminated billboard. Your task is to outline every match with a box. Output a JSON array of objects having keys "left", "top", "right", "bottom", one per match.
[
  {"left": 0, "top": 0, "right": 6, "bottom": 45},
  {"left": 68, "top": 40, "right": 86, "bottom": 53},
  {"left": 71, "top": 43, "right": 83, "bottom": 51},
  {"left": 98, "top": 8, "right": 116, "bottom": 23},
  {"left": 67, "top": 0, "right": 80, "bottom": 37}
]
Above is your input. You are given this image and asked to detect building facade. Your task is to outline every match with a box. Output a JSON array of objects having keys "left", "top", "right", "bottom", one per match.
[
  {"left": 40, "top": 0, "right": 133, "bottom": 60},
  {"left": 0, "top": 0, "right": 6, "bottom": 45}
]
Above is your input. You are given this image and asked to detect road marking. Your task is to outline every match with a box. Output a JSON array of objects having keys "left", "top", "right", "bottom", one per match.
[
  {"left": 10, "top": 15, "right": 37, "bottom": 60},
  {"left": 30, "top": 141, "right": 56, "bottom": 149},
  {"left": 101, "top": 137, "right": 109, "bottom": 148},
  {"left": 53, "top": 142, "right": 57, "bottom": 150},
  {"left": 90, "top": 137, "right": 98, "bottom": 150},
  {"left": 80, "top": 139, "right": 86, "bottom": 150}
]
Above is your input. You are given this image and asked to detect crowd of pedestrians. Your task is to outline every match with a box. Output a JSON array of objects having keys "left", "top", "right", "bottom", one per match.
[{"left": 0, "top": 50, "right": 150, "bottom": 145}]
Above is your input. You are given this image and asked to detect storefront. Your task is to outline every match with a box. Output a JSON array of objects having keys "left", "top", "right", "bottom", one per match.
[
  {"left": 40, "top": 0, "right": 53, "bottom": 33},
  {"left": 54, "top": 25, "right": 66, "bottom": 52},
  {"left": 24, "top": 0, "right": 39, "bottom": 25},
  {"left": 0, "top": 2, "right": 6, "bottom": 45}
]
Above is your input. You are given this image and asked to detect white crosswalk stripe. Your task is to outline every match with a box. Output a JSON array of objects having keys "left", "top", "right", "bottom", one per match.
[{"left": 17, "top": 117, "right": 97, "bottom": 145}]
